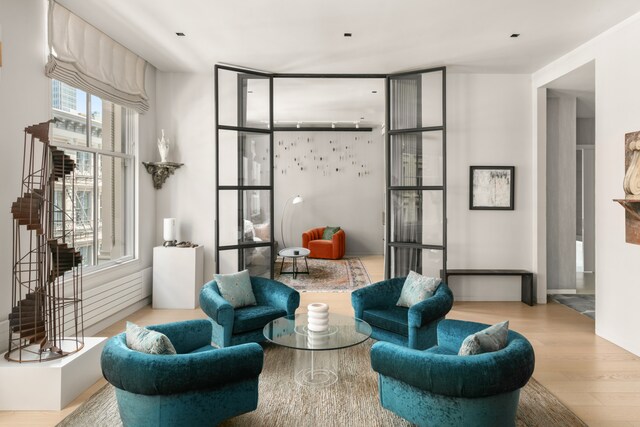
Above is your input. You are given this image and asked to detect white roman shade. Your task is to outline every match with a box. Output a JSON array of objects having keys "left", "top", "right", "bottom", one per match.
[{"left": 46, "top": 1, "right": 149, "bottom": 113}]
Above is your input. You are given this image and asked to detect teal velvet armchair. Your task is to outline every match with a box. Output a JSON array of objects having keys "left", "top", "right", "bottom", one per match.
[
  {"left": 370, "top": 319, "right": 536, "bottom": 427},
  {"left": 351, "top": 277, "right": 453, "bottom": 350},
  {"left": 101, "top": 319, "right": 264, "bottom": 427},
  {"left": 200, "top": 276, "right": 300, "bottom": 348}
]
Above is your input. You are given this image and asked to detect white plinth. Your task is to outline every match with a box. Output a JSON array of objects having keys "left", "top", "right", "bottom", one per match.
[
  {"left": 153, "top": 245, "right": 204, "bottom": 309},
  {"left": 0, "top": 337, "right": 107, "bottom": 410}
]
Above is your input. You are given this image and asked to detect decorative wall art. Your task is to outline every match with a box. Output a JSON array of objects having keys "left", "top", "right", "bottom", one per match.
[
  {"left": 469, "top": 166, "right": 515, "bottom": 210},
  {"left": 273, "top": 132, "right": 376, "bottom": 178},
  {"left": 614, "top": 130, "right": 640, "bottom": 244}
]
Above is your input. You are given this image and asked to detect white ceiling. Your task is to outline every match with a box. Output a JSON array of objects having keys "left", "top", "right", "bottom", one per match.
[
  {"left": 58, "top": 0, "right": 640, "bottom": 74},
  {"left": 546, "top": 61, "right": 595, "bottom": 118}
]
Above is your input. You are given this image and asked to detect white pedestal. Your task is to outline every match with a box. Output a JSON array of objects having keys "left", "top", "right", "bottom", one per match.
[
  {"left": 153, "top": 245, "right": 204, "bottom": 309},
  {"left": 0, "top": 337, "right": 107, "bottom": 410}
]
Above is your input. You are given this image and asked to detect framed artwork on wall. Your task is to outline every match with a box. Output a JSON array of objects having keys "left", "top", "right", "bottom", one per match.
[{"left": 469, "top": 166, "right": 515, "bottom": 210}]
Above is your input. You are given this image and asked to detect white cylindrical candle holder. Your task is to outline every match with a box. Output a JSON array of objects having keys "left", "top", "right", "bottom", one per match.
[
  {"left": 307, "top": 303, "right": 329, "bottom": 332},
  {"left": 163, "top": 218, "right": 176, "bottom": 242}
]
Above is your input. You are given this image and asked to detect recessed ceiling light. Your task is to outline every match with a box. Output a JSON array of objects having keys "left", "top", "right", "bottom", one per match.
[
  {"left": 371, "top": 90, "right": 377, "bottom": 94},
  {"left": 248, "top": 90, "right": 253, "bottom": 94},
  {"left": 360, "top": 117, "right": 365, "bottom": 120},
  {"left": 176, "top": 32, "right": 186, "bottom": 37},
  {"left": 510, "top": 33, "right": 520, "bottom": 38},
  {"left": 344, "top": 33, "right": 352, "bottom": 37}
]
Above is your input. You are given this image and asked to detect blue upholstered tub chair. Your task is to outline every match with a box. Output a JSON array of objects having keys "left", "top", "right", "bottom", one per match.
[
  {"left": 370, "top": 319, "right": 536, "bottom": 427},
  {"left": 101, "top": 319, "right": 264, "bottom": 427},
  {"left": 200, "top": 276, "right": 300, "bottom": 348},
  {"left": 351, "top": 277, "right": 453, "bottom": 350}
]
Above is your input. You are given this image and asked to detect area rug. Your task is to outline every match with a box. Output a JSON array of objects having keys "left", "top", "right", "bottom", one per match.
[
  {"left": 274, "top": 257, "right": 371, "bottom": 292},
  {"left": 58, "top": 341, "right": 586, "bottom": 427},
  {"left": 551, "top": 294, "right": 595, "bottom": 320}
]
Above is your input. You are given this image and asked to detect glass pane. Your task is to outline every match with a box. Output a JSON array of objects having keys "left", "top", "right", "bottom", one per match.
[
  {"left": 390, "top": 70, "right": 443, "bottom": 130},
  {"left": 218, "top": 249, "right": 239, "bottom": 274},
  {"left": 390, "top": 190, "right": 443, "bottom": 246},
  {"left": 51, "top": 81, "right": 88, "bottom": 148},
  {"left": 97, "top": 156, "right": 131, "bottom": 264},
  {"left": 218, "top": 130, "right": 271, "bottom": 186},
  {"left": 243, "top": 246, "right": 271, "bottom": 278},
  {"left": 219, "top": 190, "right": 272, "bottom": 246},
  {"left": 218, "top": 68, "right": 270, "bottom": 129},
  {"left": 90, "top": 97, "right": 126, "bottom": 153},
  {"left": 390, "top": 131, "right": 443, "bottom": 186},
  {"left": 390, "top": 246, "right": 443, "bottom": 278}
]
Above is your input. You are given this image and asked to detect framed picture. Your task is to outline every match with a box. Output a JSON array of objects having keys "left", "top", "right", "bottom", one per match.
[{"left": 469, "top": 166, "right": 515, "bottom": 210}]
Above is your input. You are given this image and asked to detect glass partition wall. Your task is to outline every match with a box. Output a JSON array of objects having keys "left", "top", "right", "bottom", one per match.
[
  {"left": 215, "top": 66, "right": 274, "bottom": 277},
  {"left": 386, "top": 68, "right": 447, "bottom": 278}
]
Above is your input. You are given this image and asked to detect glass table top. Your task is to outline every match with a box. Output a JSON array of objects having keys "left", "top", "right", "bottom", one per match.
[{"left": 263, "top": 313, "right": 372, "bottom": 351}]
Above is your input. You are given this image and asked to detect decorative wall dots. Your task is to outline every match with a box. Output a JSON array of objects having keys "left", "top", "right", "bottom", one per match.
[{"left": 274, "top": 131, "right": 378, "bottom": 178}]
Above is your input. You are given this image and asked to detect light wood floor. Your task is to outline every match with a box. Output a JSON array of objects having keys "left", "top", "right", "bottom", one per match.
[{"left": 1, "top": 256, "right": 638, "bottom": 426}]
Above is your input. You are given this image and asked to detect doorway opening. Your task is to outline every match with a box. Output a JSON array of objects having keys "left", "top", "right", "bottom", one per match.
[{"left": 544, "top": 61, "right": 595, "bottom": 319}]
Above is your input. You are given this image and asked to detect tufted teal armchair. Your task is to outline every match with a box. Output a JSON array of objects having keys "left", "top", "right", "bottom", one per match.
[
  {"left": 370, "top": 319, "right": 535, "bottom": 427},
  {"left": 351, "top": 277, "right": 453, "bottom": 350},
  {"left": 101, "top": 319, "right": 263, "bottom": 427},
  {"left": 200, "top": 276, "right": 300, "bottom": 348}
]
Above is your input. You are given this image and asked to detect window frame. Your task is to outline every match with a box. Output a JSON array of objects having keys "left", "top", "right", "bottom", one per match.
[{"left": 50, "top": 80, "right": 138, "bottom": 273}]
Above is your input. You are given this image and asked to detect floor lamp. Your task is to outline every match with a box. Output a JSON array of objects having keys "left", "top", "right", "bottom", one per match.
[{"left": 280, "top": 195, "right": 304, "bottom": 249}]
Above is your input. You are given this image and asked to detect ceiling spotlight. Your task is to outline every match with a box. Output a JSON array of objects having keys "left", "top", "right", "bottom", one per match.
[
  {"left": 355, "top": 122, "right": 360, "bottom": 129},
  {"left": 296, "top": 122, "right": 301, "bottom": 129},
  {"left": 344, "top": 33, "right": 352, "bottom": 37},
  {"left": 176, "top": 32, "right": 186, "bottom": 37},
  {"left": 510, "top": 33, "right": 520, "bottom": 38},
  {"left": 360, "top": 117, "right": 365, "bottom": 120},
  {"left": 247, "top": 90, "right": 253, "bottom": 94},
  {"left": 331, "top": 123, "right": 336, "bottom": 129},
  {"left": 371, "top": 90, "right": 377, "bottom": 94}
]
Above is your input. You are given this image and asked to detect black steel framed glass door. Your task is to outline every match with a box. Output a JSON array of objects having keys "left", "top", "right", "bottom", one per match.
[
  {"left": 385, "top": 67, "right": 446, "bottom": 278},
  {"left": 215, "top": 65, "right": 274, "bottom": 277}
]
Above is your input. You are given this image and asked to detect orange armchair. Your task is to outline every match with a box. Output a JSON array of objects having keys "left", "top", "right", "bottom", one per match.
[{"left": 302, "top": 227, "right": 346, "bottom": 260}]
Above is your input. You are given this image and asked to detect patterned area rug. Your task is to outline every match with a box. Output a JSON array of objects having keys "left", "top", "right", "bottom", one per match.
[
  {"left": 551, "top": 294, "right": 595, "bottom": 319},
  {"left": 58, "top": 341, "right": 586, "bottom": 427},
  {"left": 274, "top": 257, "right": 371, "bottom": 292}
]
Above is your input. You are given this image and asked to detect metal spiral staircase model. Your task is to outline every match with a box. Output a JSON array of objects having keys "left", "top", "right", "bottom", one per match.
[{"left": 6, "top": 119, "right": 84, "bottom": 362}]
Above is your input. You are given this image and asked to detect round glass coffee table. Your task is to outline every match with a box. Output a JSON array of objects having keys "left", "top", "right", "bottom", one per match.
[
  {"left": 278, "top": 247, "right": 310, "bottom": 279},
  {"left": 263, "top": 313, "right": 372, "bottom": 387}
]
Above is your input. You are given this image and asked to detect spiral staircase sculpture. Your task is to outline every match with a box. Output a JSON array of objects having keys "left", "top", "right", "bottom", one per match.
[{"left": 6, "top": 119, "right": 84, "bottom": 362}]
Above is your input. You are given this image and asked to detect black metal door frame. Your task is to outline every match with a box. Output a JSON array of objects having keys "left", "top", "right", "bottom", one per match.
[
  {"left": 385, "top": 67, "right": 447, "bottom": 279},
  {"left": 215, "top": 64, "right": 275, "bottom": 277}
]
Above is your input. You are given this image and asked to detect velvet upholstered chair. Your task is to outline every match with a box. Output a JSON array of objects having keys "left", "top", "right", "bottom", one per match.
[
  {"left": 351, "top": 277, "right": 453, "bottom": 350},
  {"left": 101, "top": 319, "right": 263, "bottom": 427},
  {"left": 200, "top": 276, "right": 300, "bottom": 348},
  {"left": 370, "top": 319, "right": 535, "bottom": 427},
  {"left": 302, "top": 227, "right": 346, "bottom": 259}
]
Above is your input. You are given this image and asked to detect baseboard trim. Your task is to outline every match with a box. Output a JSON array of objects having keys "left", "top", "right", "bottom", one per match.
[{"left": 547, "top": 289, "right": 577, "bottom": 295}]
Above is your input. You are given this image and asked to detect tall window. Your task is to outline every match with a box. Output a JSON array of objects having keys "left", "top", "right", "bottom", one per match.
[{"left": 51, "top": 80, "right": 136, "bottom": 269}]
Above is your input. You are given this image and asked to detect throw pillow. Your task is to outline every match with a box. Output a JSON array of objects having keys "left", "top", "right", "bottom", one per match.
[
  {"left": 458, "top": 320, "right": 510, "bottom": 356},
  {"left": 322, "top": 226, "right": 341, "bottom": 240},
  {"left": 126, "top": 322, "right": 176, "bottom": 355},
  {"left": 396, "top": 270, "right": 441, "bottom": 307},
  {"left": 214, "top": 269, "right": 257, "bottom": 308}
]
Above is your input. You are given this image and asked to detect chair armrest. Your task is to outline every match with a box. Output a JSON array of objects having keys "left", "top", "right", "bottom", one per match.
[
  {"left": 332, "top": 229, "right": 345, "bottom": 258},
  {"left": 148, "top": 319, "right": 211, "bottom": 354},
  {"left": 251, "top": 277, "right": 300, "bottom": 315},
  {"left": 370, "top": 338, "right": 534, "bottom": 398},
  {"left": 102, "top": 339, "right": 264, "bottom": 396},
  {"left": 199, "top": 280, "right": 234, "bottom": 327},
  {"left": 408, "top": 283, "right": 454, "bottom": 328},
  {"left": 351, "top": 277, "right": 405, "bottom": 318}
]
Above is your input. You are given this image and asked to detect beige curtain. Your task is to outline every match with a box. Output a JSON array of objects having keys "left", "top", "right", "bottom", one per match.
[{"left": 45, "top": 1, "right": 149, "bottom": 113}]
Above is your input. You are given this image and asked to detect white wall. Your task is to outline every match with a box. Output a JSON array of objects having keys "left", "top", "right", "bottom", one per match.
[
  {"left": 0, "top": 0, "right": 157, "bottom": 352},
  {"left": 446, "top": 73, "right": 533, "bottom": 301},
  {"left": 274, "top": 130, "right": 384, "bottom": 256},
  {"left": 154, "top": 72, "right": 216, "bottom": 280},
  {"left": 533, "top": 11, "right": 640, "bottom": 356}
]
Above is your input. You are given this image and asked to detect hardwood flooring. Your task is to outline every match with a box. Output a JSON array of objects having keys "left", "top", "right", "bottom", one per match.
[{"left": 1, "top": 256, "right": 637, "bottom": 426}]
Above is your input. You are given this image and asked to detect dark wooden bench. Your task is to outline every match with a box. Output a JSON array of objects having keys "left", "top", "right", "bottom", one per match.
[{"left": 441, "top": 269, "right": 534, "bottom": 306}]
